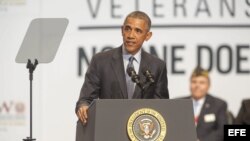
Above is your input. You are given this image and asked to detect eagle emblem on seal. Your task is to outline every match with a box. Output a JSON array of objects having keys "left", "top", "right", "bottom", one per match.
[
  {"left": 127, "top": 108, "right": 167, "bottom": 141},
  {"left": 139, "top": 118, "right": 156, "bottom": 139}
]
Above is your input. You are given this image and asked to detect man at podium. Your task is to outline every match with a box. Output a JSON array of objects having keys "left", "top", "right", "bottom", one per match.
[{"left": 75, "top": 11, "right": 169, "bottom": 124}]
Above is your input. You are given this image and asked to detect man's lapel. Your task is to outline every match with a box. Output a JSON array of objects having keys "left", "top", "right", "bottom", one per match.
[
  {"left": 111, "top": 46, "right": 127, "bottom": 98},
  {"left": 197, "top": 95, "right": 211, "bottom": 127}
]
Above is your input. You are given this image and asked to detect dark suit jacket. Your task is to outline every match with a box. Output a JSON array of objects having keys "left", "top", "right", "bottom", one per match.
[
  {"left": 76, "top": 46, "right": 169, "bottom": 110},
  {"left": 183, "top": 94, "right": 227, "bottom": 141},
  {"left": 75, "top": 46, "right": 169, "bottom": 141},
  {"left": 235, "top": 99, "right": 250, "bottom": 125}
]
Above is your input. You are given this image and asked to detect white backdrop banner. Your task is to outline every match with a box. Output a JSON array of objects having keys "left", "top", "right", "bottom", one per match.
[{"left": 0, "top": 0, "right": 250, "bottom": 141}]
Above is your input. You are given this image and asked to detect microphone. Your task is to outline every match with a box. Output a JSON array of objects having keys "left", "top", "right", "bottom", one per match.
[
  {"left": 127, "top": 67, "right": 140, "bottom": 84},
  {"left": 143, "top": 69, "right": 155, "bottom": 84}
]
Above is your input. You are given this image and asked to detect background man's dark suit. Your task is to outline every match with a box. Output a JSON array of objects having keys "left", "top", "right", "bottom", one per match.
[
  {"left": 184, "top": 94, "right": 227, "bottom": 141},
  {"left": 235, "top": 99, "right": 250, "bottom": 125}
]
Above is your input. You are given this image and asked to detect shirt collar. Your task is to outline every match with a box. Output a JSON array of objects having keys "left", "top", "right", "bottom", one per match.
[
  {"left": 122, "top": 44, "right": 141, "bottom": 63},
  {"left": 192, "top": 96, "right": 206, "bottom": 106}
]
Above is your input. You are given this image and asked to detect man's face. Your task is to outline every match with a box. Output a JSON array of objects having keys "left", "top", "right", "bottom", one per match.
[
  {"left": 122, "top": 17, "right": 152, "bottom": 55},
  {"left": 190, "top": 76, "right": 210, "bottom": 100}
]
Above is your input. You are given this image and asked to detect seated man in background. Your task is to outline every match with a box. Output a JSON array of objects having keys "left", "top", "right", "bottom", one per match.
[
  {"left": 235, "top": 99, "right": 250, "bottom": 125},
  {"left": 184, "top": 67, "right": 228, "bottom": 141}
]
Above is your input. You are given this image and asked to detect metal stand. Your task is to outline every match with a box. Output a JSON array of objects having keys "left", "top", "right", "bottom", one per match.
[
  {"left": 23, "top": 59, "right": 38, "bottom": 141},
  {"left": 140, "top": 79, "right": 154, "bottom": 99},
  {"left": 15, "top": 18, "right": 68, "bottom": 141},
  {"left": 140, "top": 70, "right": 155, "bottom": 99}
]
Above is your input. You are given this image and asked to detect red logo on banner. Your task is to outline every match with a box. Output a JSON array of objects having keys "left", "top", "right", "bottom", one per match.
[{"left": 0, "top": 101, "right": 25, "bottom": 114}]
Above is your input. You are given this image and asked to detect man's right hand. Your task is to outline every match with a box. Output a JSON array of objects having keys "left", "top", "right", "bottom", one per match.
[{"left": 77, "top": 105, "right": 89, "bottom": 124}]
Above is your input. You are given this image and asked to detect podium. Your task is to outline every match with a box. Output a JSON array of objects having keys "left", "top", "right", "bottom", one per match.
[{"left": 76, "top": 99, "right": 197, "bottom": 141}]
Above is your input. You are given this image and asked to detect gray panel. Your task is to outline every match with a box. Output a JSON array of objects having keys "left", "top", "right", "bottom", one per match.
[
  {"left": 15, "top": 18, "right": 68, "bottom": 63},
  {"left": 76, "top": 102, "right": 96, "bottom": 141},
  {"left": 79, "top": 99, "right": 197, "bottom": 141}
]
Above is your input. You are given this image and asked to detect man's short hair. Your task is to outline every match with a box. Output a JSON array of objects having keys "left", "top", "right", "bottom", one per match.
[
  {"left": 124, "top": 11, "right": 151, "bottom": 31},
  {"left": 191, "top": 66, "right": 210, "bottom": 82}
]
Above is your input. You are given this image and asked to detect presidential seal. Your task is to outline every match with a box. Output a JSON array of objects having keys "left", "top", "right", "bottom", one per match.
[{"left": 127, "top": 108, "right": 167, "bottom": 141}]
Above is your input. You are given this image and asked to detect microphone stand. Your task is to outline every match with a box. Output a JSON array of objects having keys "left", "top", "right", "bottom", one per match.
[
  {"left": 140, "top": 70, "right": 155, "bottom": 99},
  {"left": 23, "top": 59, "right": 38, "bottom": 141},
  {"left": 140, "top": 80, "right": 154, "bottom": 99},
  {"left": 130, "top": 73, "right": 154, "bottom": 99},
  {"left": 127, "top": 67, "right": 155, "bottom": 99},
  {"left": 140, "top": 84, "right": 145, "bottom": 99}
]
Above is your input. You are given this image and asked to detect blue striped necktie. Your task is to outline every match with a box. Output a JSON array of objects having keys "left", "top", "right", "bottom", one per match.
[{"left": 126, "top": 56, "right": 135, "bottom": 99}]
